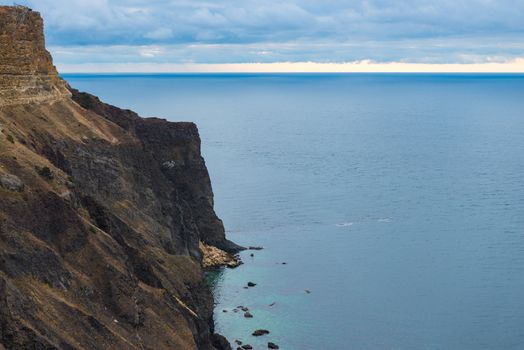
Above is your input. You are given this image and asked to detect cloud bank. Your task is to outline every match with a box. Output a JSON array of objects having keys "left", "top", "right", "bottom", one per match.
[{"left": 3, "top": 0, "right": 524, "bottom": 72}]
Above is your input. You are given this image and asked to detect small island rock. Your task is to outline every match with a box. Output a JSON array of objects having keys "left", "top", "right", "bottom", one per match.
[{"left": 252, "top": 329, "right": 270, "bottom": 337}]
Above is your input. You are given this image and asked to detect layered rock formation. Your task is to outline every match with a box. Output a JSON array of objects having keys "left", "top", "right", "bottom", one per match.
[
  {"left": 0, "top": 6, "right": 70, "bottom": 105},
  {"left": 0, "top": 6, "right": 239, "bottom": 350}
]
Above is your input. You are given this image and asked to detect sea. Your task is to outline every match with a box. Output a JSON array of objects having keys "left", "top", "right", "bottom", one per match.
[{"left": 64, "top": 73, "right": 524, "bottom": 350}]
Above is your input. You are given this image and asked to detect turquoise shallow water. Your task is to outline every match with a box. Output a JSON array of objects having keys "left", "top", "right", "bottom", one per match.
[{"left": 64, "top": 74, "right": 524, "bottom": 350}]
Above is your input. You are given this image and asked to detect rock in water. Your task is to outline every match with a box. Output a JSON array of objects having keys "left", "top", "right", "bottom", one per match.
[
  {"left": 252, "top": 329, "right": 270, "bottom": 337},
  {"left": 212, "top": 334, "right": 233, "bottom": 350},
  {"left": 247, "top": 282, "right": 257, "bottom": 287},
  {"left": 268, "top": 342, "right": 280, "bottom": 349}
]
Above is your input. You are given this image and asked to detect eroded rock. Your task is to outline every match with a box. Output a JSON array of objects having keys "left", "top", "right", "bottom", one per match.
[
  {"left": 0, "top": 174, "right": 24, "bottom": 191},
  {"left": 200, "top": 241, "right": 241, "bottom": 269}
]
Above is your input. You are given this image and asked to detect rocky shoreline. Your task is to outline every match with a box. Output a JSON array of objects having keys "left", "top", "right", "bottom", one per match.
[
  {"left": 200, "top": 241, "right": 242, "bottom": 269},
  {"left": 209, "top": 245, "right": 286, "bottom": 350}
]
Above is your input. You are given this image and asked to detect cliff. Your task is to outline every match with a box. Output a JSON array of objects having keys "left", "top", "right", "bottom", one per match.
[
  {"left": 0, "top": 6, "right": 239, "bottom": 350},
  {"left": 0, "top": 6, "right": 70, "bottom": 105}
]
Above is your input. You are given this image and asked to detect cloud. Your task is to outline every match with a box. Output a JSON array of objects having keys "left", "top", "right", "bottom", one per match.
[
  {"left": 2, "top": 0, "right": 524, "bottom": 68},
  {"left": 138, "top": 46, "right": 165, "bottom": 58},
  {"left": 144, "top": 28, "right": 173, "bottom": 40}
]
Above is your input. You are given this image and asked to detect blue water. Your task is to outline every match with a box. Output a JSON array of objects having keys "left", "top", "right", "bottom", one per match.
[{"left": 64, "top": 74, "right": 524, "bottom": 350}]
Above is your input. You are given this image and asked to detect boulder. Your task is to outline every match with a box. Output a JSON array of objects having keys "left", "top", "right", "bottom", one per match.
[
  {"left": 211, "top": 333, "right": 232, "bottom": 350},
  {"left": 0, "top": 174, "right": 24, "bottom": 191},
  {"left": 252, "top": 329, "right": 270, "bottom": 337}
]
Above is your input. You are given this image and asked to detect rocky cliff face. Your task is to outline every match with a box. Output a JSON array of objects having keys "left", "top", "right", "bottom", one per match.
[
  {"left": 0, "top": 6, "right": 70, "bottom": 106},
  {"left": 0, "top": 6, "right": 238, "bottom": 350}
]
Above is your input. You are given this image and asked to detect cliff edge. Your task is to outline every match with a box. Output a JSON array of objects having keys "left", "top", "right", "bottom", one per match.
[{"left": 0, "top": 6, "right": 239, "bottom": 350}]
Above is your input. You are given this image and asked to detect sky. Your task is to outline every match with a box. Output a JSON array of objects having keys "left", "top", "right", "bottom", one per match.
[{"left": 3, "top": 0, "right": 524, "bottom": 72}]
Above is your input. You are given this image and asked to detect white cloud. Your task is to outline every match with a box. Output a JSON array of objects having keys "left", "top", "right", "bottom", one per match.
[
  {"left": 3, "top": 0, "right": 524, "bottom": 66},
  {"left": 144, "top": 28, "right": 173, "bottom": 40}
]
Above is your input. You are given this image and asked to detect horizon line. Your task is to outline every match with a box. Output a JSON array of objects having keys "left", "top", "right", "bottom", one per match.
[{"left": 56, "top": 60, "right": 524, "bottom": 74}]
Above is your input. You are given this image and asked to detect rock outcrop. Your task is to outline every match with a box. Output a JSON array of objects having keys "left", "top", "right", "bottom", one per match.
[
  {"left": 0, "top": 6, "right": 70, "bottom": 106},
  {"left": 199, "top": 242, "right": 241, "bottom": 269},
  {"left": 0, "top": 6, "right": 239, "bottom": 350}
]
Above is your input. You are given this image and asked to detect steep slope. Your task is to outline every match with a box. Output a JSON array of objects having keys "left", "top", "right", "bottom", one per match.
[{"left": 0, "top": 6, "right": 238, "bottom": 350}]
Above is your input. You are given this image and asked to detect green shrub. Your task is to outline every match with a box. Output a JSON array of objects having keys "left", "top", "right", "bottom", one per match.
[
  {"left": 37, "top": 166, "right": 53, "bottom": 180},
  {"left": 6, "top": 134, "right": 14, "bottom": 143},
  {"left": 89, "top": 226, "right": 97, "bottom": 235}
]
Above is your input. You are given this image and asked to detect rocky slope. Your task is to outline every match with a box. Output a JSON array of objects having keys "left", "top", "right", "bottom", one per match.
[{"left": 0, "top": 6, "right": 239, "bottom": 350}]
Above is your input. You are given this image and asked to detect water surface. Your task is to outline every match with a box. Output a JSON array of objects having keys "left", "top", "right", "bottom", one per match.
[{"left": 65, "top": 73, "right": 524, "bottom": 350}]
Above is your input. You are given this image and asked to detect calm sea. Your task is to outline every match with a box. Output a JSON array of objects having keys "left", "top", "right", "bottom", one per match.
[{"left": 64, "top": 74, "right": 524, "bottom": 350}]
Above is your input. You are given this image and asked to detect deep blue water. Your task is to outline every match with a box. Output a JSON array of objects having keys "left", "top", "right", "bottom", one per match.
[{"left": 64, "top": 74, "right": 524, "bottom": 350}]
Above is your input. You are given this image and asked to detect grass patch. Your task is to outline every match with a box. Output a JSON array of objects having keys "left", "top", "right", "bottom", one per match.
[{"left": 37, "top": 166, "right": 53, "bottom": 180}]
